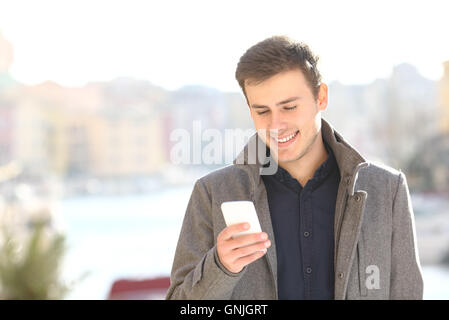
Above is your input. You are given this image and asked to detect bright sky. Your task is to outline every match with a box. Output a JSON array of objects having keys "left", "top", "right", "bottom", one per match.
[{"left": 0, "top": 0, "right": 448, "bottom": 92}]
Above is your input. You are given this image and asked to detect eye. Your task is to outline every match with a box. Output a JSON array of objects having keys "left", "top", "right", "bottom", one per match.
[
  {"left": 284, "top": 106, "right": 297, "bottom": 111},
  {"left": 257, "top": 110, "right": 270, "bottom": 115}
]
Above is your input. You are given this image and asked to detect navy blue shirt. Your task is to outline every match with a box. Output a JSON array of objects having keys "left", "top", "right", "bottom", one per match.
[{"left": 261, "top": 140, "right": 340, "bottom": 300}]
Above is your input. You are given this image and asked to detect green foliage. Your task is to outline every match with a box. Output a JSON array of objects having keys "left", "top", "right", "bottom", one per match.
[{"left": 0, "top": 219, "right": 70, "bottom": 300}]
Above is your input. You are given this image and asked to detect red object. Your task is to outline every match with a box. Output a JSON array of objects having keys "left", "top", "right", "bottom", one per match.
[{"left": 108, "top": 276, "right": 171, "bottom": 300}]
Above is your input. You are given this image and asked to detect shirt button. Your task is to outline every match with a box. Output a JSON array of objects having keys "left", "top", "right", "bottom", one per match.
[
  {"left": 306, "top": 267, "right": 312, "bottom": 274},
  {"left": 304, "top": 231, "right": 310, "bottom": 237},
  {"left": 338, "top": 272, "right": 344, "bottom": 279}
]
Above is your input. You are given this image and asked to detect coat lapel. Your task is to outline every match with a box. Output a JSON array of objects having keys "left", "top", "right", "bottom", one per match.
[
  {"left": 321, "top": 119, "right": 370, "bottom": 299},
  {"left": 234, "top": 132, "right": 279, "bottom": 298},
  {"left": 333, "top": 190, "right": 367, "bottom": 299},
  {"left": 252, "top": 178, "right": 278, "bottom": 299}
]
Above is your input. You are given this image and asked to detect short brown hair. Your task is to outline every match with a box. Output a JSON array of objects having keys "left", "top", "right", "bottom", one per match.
[{"left": 235, "top": 35, "right": 322, "bottom": 100}]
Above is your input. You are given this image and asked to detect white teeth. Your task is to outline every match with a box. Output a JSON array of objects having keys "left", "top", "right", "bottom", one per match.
[{"left": 276, "top": 131, "right": 298, "bottom": 143}]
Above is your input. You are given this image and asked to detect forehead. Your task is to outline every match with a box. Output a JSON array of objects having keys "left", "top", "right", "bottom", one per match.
[{"left": 245, "top": 69, "right": 312, "bottom": 103}]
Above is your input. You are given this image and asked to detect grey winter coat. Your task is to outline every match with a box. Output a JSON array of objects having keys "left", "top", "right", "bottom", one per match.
[{"left": 166, "top": 118, "right": 424, "bottom": 300}]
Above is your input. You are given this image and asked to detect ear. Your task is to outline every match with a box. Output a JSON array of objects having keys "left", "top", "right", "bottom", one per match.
[{"left": 317, "top": 83, "right": 328, "bottom": 111}]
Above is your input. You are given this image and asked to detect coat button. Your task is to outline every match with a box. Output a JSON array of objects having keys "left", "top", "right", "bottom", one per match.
[
  {"left": 345, "top": 176, "right": 351, "bottom": 185},
  {"left": 355, "top": 194, "right": 361, "bottom": 202},
  {"left": 306, "top": 267, "right": 312, "bottom": 274},
  {"left": 304, "top": 231, "right": 310, "bottom": 237},
  {"left": 338, "top": 272, "right": 344, "bottom": 279}
]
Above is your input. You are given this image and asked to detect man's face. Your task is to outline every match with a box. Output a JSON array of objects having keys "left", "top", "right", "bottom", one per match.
[{"left": 245, "top": 68, "right": 328, "bottom": 165}]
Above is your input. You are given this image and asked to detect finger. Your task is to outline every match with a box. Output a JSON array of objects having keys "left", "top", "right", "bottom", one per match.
[
  {"left": 233, "top": 240, "right": 271, "bottom": 258},
  {"left": 228, "top": 232, "right": 268, "bottom": 249},
  {"left": 234, "top": 249, "right": 267, "bottom": 269},
  {"left": 218, "top": 222, "right": 250, "bottom": 241}
]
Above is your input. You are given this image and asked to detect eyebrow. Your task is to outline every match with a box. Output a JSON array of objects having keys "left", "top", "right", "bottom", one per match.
[{"left": 250, "top": 96, "right": 301, "bottom": 109}]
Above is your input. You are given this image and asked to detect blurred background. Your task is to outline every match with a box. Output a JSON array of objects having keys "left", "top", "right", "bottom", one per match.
[{"left": 0, "top": 0, "right": 448, "bottom": 299}]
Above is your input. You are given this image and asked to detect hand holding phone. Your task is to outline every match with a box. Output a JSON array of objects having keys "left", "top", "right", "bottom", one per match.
[
  {"left": 217, "top": 201, "right": 271, "bottom": 274},
  {"left": 220, "top": 201, "right": 262, "bottom": 238}
]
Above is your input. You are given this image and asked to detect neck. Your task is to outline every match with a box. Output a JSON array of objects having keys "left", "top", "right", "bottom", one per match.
[{"left": 278, "top": 131, "right": 328, "bottom": 187}]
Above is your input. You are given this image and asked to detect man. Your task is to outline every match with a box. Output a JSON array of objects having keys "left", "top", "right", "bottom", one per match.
[{"left": 166, "top": 35, "right": 423, "bottom": 299}]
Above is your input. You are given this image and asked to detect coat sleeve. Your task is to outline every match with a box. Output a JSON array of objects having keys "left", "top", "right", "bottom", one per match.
[
  {"left": 390, "top": 172, "right": 424, "bottom": 299},
  {"left": 165, "top": 179, "right": 246, "bottom": 300}
]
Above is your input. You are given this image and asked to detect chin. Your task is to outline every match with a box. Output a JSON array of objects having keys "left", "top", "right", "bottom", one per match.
[
  {"left": 278, "top": 155, "right": 299, "bottom": 164},
  {"left": 276, "top": 148, "right": 302, "bottom": 163}
]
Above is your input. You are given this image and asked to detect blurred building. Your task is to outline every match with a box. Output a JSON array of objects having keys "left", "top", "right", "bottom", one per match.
[
  {"left": 325, "top": 80, "right": 384, "bottom": 163},
  {"left": 12, "top": 82, "right": 69, "bottom": 176},
  {"left": 0, "top": 31, "right": 16, "bottom": 166},
  {"left": 0, "top": 96, "right": 14, "bottom": 166},
  {"left": 325, "top": 63, "right": 438, "bottom": 170},
  {"left": 384, "top": 63, "right": 438, "bottom": 167},
  {"left": 225, "top": 91, "right": 253, "bottom": 131},
  {"left": 86, "top": 106, "right": 166, "bottom": 177},
  {"left": 1, "top": 77, "right": 168, "bottom": 181},
  {"left": 162, "top": 85, "right": 236, "bottom": 166},
  {"left": 407, "top": 60, "right": 449, "bottom": 193},
  {"left": 85, "top": 78, "right": 168, "bottom": 178},
  {"left": 0, "top": 30, "right": 15, "bottom": 91},
  {"left": 439, "top": 60, "right": 449, "bottom": 134}
]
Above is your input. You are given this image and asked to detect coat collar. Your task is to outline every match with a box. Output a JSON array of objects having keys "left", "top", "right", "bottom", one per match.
[{"left": 233, "top": 117, "right": 369, "bottom": 190}]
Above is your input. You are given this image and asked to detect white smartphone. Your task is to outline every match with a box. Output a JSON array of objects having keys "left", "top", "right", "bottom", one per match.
[{"left": 220, "top": 201, "right": 263, "bottom": 239}]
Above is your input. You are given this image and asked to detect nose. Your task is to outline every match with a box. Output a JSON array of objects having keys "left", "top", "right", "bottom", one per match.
[{"left": 269, "top": 110, "right": 288, "bottom": 135}]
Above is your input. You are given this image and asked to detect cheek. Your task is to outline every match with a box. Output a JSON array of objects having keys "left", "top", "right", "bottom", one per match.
[
  {"left": 252, "top": 118, "right": 272, "bottom": 143},
  {"left": 253, "top": 117, "right": 269, "bottom": 129},
  {"left": 292, "top": 113, "right": 307, "bottom": 129},
  {"left": 300, "top": 117, "right": 320, "bottom": 139},
  {"left": 297, "top": 107, "right": 317, "bottom": 126}
]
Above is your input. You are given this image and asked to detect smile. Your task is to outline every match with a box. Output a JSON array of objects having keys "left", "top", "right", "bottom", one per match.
[{"left": 275, "top": 130, "right": 299, "bottom": 143}]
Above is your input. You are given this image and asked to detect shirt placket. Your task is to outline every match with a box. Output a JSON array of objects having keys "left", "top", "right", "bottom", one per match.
[{"left": 300, "top": 188, "right": 314, "bottom": 299}]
